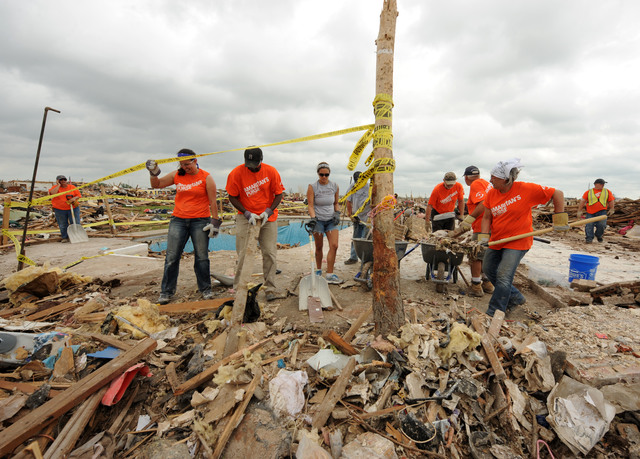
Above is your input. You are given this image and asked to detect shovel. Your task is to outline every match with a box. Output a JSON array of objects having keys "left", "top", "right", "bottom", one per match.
[
  {"left": 298, "top": 223, "right": 331, "bottom": 319},
  {"left": 488, "top": 215, "right": 606, "bottom": 247},
  {"left": 68, "top": 204, "right": 89, "bottom": 243}
]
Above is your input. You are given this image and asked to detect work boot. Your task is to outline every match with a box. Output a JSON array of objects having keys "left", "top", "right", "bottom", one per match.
[
  {"left": 157, "top": 294, "right": 172, "bottom": 305},
  {"left": 344, "top": 258, "right": 358, "bottom": 265},
  {"left": 468, "top": 282, "right": 484, "bottom": 297},
  {"left": 482, "top": 280, "right": 494, "bottom": 293},
  {"left": 202, "top": 291, "right": 214, "bottom": 300}
]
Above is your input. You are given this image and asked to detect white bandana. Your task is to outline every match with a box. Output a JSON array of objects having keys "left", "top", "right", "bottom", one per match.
[{"left": 490, "top": 158, "right": 523, "bottom": 180}]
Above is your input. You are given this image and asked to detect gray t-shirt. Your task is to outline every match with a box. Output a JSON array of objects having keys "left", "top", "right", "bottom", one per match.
[
  {"left": 347, "top": 184, "right": 370, "bottom": 223},
  {"left": 311, "top": 180, "right": 338, "bottom": 221}
]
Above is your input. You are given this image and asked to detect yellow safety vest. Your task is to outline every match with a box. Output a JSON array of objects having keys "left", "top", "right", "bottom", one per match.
[{"left": 587, "top": 188, "right": 608, "bottom": 207}]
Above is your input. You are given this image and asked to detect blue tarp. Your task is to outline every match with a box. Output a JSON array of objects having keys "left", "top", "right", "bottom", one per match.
[{"left": 148, "top": 220, "right": 348, "bottom": 253}]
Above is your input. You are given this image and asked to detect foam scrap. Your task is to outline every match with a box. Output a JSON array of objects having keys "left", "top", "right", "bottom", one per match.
[{"left": 114, "top": 299, "right": 170, "bottom": 338}]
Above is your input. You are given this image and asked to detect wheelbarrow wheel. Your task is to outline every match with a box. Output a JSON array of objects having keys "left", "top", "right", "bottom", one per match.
[
  {"left": 362, "top": 261, "right": 373, "bottom": 290},
  {"left": 436, "top": 261, "right": 445, "bottom": 293}
]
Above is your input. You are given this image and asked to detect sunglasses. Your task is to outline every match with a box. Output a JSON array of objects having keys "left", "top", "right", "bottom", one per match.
[{"left": 318, "top": 173, "right": 330, "bottom": 177}]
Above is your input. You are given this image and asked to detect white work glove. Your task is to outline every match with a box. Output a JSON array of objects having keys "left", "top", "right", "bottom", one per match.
[
  {"left": 332, "top": 211, "right": 341, "bottom": 226},
  {"left": 203, "top": 218, "right": 222, "bottom": 238},
  {"left": 425, "top": 220, "right": 431, "bottom": 233},
  {"left": 607, "top": 208, "right": 615, "bottom": 217},
  {"left": 576, "top": 210, "right": 583, "bottom": 219},
  {"left": 259, "top": 208, "right": 274, "bottom": 227},
  {"left": 243, "top": 210, "right": 259, "bottom": 226},
  {"left": 146, "top": 160, "right": 161, "bottom": 177}
]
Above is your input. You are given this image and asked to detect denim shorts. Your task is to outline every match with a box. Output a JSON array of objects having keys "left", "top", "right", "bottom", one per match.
[{"left": 314, "top": 219, "right": 337, "bottom": 234}]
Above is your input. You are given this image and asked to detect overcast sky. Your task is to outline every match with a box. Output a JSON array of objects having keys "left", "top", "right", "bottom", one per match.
[{"left": 1, "top": 0, "right": 639, "bottom": 200}]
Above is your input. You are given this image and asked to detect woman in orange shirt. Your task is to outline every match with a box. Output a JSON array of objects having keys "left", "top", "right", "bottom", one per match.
[
  {"left": 480, "top": 159, "right": 567, "bottom": 316},
  {"left": 146, "top": 149, "right": 221, "bottom": 304}
]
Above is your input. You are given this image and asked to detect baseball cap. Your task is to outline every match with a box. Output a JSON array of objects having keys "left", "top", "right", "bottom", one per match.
[
  {"left": 56, "top": 175, "right": 67, "bottom": 181},
  {"left": 463, "top": 166, "right": 480, "bottom": 176},
  {"left": 594, "top": 178, "right": 607, "bottom": 185},
  {"left": 443, "top": 172, "right": 457, "bottom": 185},
  {"left": 244, "top": 148, "right": 263, "bottom": 168}
]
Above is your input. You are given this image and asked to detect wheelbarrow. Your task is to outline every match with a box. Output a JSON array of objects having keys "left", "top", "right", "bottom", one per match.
[
  {"left": 421, "top": 242, "right": 465, "bottom": 293},
  {"left": 352, "top": 238, "right": 408, "bottom": 290}
]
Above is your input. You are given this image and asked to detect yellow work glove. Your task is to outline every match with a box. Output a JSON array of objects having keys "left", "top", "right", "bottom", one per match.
[
  {"left": 552, "top": 212, "right": 570, "bottom": 231},
  {"left": 460, "top": 215, "right": 475, "bottom": 231},
  {"left": 477, "top": 233, "right": 490, "bottom": 245}
]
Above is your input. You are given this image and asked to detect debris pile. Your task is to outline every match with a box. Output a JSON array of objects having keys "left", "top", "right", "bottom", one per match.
[{"left": 1, "top": 262, "right": 639, "bottom": 458}]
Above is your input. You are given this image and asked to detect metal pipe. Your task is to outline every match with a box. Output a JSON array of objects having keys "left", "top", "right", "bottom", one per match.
[{"left": 17, "top": 107, "right": 61, "bottom": 271}]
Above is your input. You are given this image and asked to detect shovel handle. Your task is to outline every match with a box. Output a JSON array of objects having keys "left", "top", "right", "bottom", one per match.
[{"left": 488, "top": 215, "right": 606, "bottom": 247}]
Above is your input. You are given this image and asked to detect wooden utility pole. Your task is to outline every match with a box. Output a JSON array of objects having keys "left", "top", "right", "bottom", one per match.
[{"left": 371, "top": 0, "right": 404, "bottom": 335}]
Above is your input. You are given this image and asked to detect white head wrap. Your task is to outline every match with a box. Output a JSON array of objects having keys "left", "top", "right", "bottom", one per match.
[{"left": 490, "top": 158, "right": 523, "bottom": 180}]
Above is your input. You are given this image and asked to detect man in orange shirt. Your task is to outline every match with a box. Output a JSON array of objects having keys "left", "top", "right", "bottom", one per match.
[
  {"left": 577, "top": 178, "right": 615, "bottom": 244},
  {"left": 48, "top": 175, "right": 82, "bottom": 243},
  {"left": 425, "top": 172, "right": 465, "bottom": 232},
  {"left": 457, "top": 166, "right": 494, "bottom": 297},
  {"left": 226, "top": 148, "right": 284, "bottom": 301},
  {"left": 480, "top": 159, "right": 567, "bottom": 316}
]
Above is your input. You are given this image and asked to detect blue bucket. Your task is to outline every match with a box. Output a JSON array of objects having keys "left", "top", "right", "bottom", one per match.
[{"left": 568, "top": 254, "right": 600, "bottom": 282}]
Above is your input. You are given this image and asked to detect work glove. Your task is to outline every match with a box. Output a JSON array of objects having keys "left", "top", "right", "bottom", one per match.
[
  {"left": 146, "top": 160, "right": 161, "bottom": 177},
  {"left": 332, "top": 211, "right": 341, "bottom": 226},
  {"left": 456, "top": 213, "right": 464, "bottom": 221},
  {"left": 306, "top": 217, "right": 318, "bottom": 233},
  {"left": 259, "top": 208, "right": 274, "bottom": 227},
  {"left": 243, "top": 211, "right": 259, "bottom": 226},
  {"left": 477, "top": 233, "right": 490, "bottom": 246},
  {"left": 607, "top": 208, "right": 615, "bottom": 217},
  {"left": 576, "top": 210, "right": 583, "bottom": 219},
  {"left": 425, "top": 220, "right": 431, "bottom": 233},
  {"left": 460, "top": 215, "right": 475, "bottom": 232},
  {"left": 552, "top": 212, "right": 570, "bottom": 231},
  {"left": 203, "top": 218, "right": 222, "bottom": 238},
  {"left": 352, "top": 215, "right": 360, "bottom": 225}
]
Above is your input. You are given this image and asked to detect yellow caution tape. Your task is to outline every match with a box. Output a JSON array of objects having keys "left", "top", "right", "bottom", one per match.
[
  {"left": 347, "top": 127, "right": 374, "bottom": 171},
  {"left": 31, "top": 124, "right": 374, "bottom": 206},
  {"left": 339, "top": 158, "right": 396, "bottom": 205},
  {"left": 2, "top": 229, "right": 37, "bottom": 266},
  {"left": 373, "top": 93, "right": 394, "bottom": 120}
]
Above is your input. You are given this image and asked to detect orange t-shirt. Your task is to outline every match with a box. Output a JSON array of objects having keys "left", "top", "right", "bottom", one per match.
[
  {"left": 172, "top": 169, "right": 212, "bottom": 219},
  {"left": 484, "top": 182, "right": 555, "bottom": 251},
  {"left": 48, "top": 184, "right": 81, "bottom": 210},
  {"left": 466, "top": 178, "right": 491, "bottom": 233},
  {"left": 428, "top": 182, "right": 464, "bottom": 214},
  {"left": 225, "top": 163, "right": 285, "bottom": 222},
  {"left": 582, "top": 188, "right": 614, "bottom": 214}
]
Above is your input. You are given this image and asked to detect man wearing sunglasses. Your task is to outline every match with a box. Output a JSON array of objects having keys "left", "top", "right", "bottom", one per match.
[
  {"left": 48, "top": 175, "right": 82, "bottom": 243},
  {"left": 226, "top": 147, "right": 284, "bottom": 301}
]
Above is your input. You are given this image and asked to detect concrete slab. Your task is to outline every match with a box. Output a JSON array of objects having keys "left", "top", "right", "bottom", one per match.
[{"left": 565, "top": 355, "right": 640, "bottom": 388}]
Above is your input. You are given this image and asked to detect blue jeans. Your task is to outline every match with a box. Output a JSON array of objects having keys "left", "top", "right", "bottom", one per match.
[
  {"left": 313, "top": 219, "right": 337, "bottom": 234},
  {"left": 350, "top": 221, "right": 367, "bottom": 260},
  {"left": 161, "top": 216, "right": 211, "bottom": 296},
  {"left": 53, "top": 207, "right": 81, "bottom": 239},
  {"left": 585, "top": 209, "right": 607, "bottom": 242},
  {"left": 483, "top": 247, "right": 528, "bottom": 316}
]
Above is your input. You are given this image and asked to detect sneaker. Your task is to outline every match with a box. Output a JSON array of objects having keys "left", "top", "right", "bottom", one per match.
[
  {"left": 585, "top": 240, "right": 593, "bottom": 244},
  {"left": 202, "top": 291, "right": 214, "bottom": 300},
  {"left": 60, "top": 238, "right": 69, "bottom": 243},
  {"left": 315, "top": 269, "right": 322, "bottom": 276},
  {"left": 507, "top": 295, "right": 526, "bottom": 310},
  {"left": 468, "top": 282, "right": 484, "bottom": 297},
  {"left": 482, "top": 280, "right": 495, "bottom": 293},
  {"left": 344, "top": 258, "right": 358, "bottom": 265},
  {"left": 326, "top": 273, "right": 343, "bottom": 284},
  {"left": 157, "top": 294, "right": 172, "bottom": 305}
]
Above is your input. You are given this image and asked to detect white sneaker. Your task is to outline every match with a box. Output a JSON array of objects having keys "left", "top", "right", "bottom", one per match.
[{"left": 325, "top": 273, "right": 343, "bottom": 284}]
